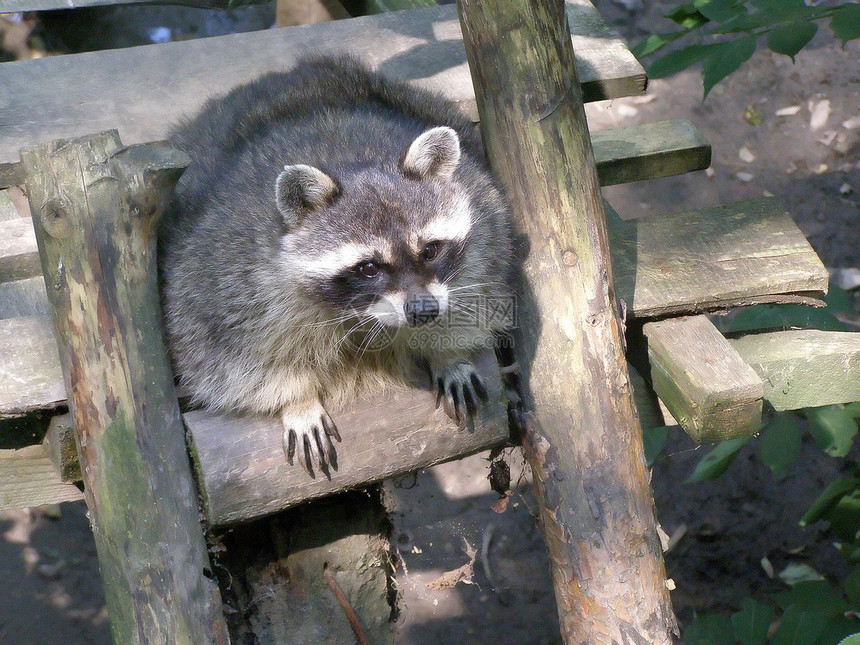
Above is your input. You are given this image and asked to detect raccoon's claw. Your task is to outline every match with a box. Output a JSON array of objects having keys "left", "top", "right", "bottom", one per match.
[
  {"left": 281, "top": 404, "right": 340, "bottom": 478},
  {"left": 434, "top": 361, "right": 489, "bottom": 429}
]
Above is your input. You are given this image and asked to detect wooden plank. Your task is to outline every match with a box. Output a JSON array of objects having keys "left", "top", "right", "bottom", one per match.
[
  {"left": 0, "top": 199, "right": 832, "bottom": 420},
  {"left": 187, "top": 350, "right": 509, "bottom": 526},
  {"left": 0, "top": 0, "right": 268, "bottom": 9},
  {"left": 0, "top": 118, "right": 711, "bottom": 282},
  {"left": 0, "top": 277, "right": 50, "bottom": 319},
  {"left": 0, "top": 217, "right": 40, "bottom": 282},
  {"left": 0, "top": 316, "right": 65, "bottom": 418},
  {"left": 0, "top": 190, "right": 19, "bottom": 220},
  {"left": 0, "top": 1, "right": 644, "bottom": 165},
  {"left": 592, "top": 119, "right": 711, "bottom": 186},
  {"left": 729, "top": 330, "right": 860, "bottom": 411},
  {"left": 1, "top": 118, "right": 709, "bottom": 192},
  {"left": 609, "top": 198, "right": 830, "bottom": 318},
  {"left": 0, "top": 445, "right": 84, "bottom": 511},
  {"left": 644, "top": 315, "right": 763, "bottom": 443}
]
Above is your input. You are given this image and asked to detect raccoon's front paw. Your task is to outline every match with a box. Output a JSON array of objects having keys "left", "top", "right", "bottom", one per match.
[
  {"left": 280, "top": 401, "right": 341, "bottom": 478},
  {"left": 434, "top": 360, "right": 489, "bottom": 429}
]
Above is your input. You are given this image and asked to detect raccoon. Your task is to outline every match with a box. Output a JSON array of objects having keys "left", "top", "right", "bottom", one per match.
[{"left": 158, "top": 55, "right": 514, "bottom": 475}]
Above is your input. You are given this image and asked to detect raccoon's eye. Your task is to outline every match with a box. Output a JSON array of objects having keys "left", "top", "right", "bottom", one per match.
[
  {"left": 422, "top": 242, "right": 440, "bottom": 261},
  {"left": 357, "top": 261, "right": 380, "bottom": 279}
]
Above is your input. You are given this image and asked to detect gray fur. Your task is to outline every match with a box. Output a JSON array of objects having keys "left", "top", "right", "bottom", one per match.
[{"left": 158, "top": 55, "right": 514, "bottom": 472}]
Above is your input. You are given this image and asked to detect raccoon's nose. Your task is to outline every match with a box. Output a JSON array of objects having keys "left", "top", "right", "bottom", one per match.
[{"left": 404, "top": 293, "right": 440, "bottom": 326}]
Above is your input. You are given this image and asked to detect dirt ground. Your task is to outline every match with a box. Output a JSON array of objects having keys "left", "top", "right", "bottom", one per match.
[{"left": 1, "top": 2, "right": 858, "bottom": 643}]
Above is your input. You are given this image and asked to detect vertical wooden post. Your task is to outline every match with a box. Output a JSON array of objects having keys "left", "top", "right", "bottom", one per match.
[
  {"left": 456, "top": 2, "right": 678, "bottom": 642},
  {"left": 21, "top": 131, "right": 230, "bottom": 644}
]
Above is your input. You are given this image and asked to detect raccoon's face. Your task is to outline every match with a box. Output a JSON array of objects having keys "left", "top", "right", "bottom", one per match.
[{"left": 277, "top": 127, "right": 479, "bottom": 330}]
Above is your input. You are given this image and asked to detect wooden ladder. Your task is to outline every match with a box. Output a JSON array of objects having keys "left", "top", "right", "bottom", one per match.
[{"left": 1, "top": 1, "right": 857, "bottom": 642}]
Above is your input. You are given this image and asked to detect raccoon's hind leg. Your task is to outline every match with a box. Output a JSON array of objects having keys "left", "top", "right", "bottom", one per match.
[
  {"left": 432, "top": 359, "right": 489, "bottom": 429},
  {"left": 281, "top": 399, "right": 341, "bottom": 477}
]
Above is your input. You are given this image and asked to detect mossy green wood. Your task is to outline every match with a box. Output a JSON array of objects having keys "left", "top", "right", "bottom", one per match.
[
  {"left": 20, "top": 131, "right": 229, "bottom": 645},
  {"left": 644, "top": 315, "right": 764, "bottom": 443},
  {"left": 729, "top": 330, "right": 860, "bottom": 411},
  {"left": 457, "top": 1, "right": 676, "bottom": 642}
]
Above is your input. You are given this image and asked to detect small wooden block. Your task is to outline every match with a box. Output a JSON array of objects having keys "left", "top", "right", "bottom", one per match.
[
  {"left": 0, "top": 277, "right": 51, "bottom": 320},
  {"left": 609, "top": 198, "right": 830, "bottom": 318},
  {"left": 592, "top": 119, "right": 711, "bottom": 186},
  {"left": 644, "top": 315, "right": 764, "bottom": 443},
  {"left": 187, "top": 350, "right": 509, "bottom": 526},
  {"left": 42, "top": 412, "right": 81, "bottom": 483},
  {"left": 729, "top": 330, "right": 860, "bottom": 411},
  {"left": 0, "top": 445, "right": 84, "bottom": 511}
]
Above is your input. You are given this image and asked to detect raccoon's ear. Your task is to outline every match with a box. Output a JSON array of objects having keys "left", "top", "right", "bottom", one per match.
[
  {"left": 275, "top": 164, "right": 338, "bottom": 227},
  {"left": 402, "top": 126, "right": 461, "bottom": 180}
]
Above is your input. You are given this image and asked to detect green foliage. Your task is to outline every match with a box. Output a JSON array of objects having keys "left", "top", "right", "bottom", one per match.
[
  {"left": 632, "top": 0, "right": 860, "bottom": 97},
  {"left": 686, "top": 435, "right": 753, "bottom": 482}
]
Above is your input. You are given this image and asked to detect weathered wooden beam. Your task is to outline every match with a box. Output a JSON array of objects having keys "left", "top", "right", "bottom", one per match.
[
  {"left": 0, "top": 0, "right": 642, "bottom": 167},
  {"left": 0, "top": 445, "right": 84, "bottom": 511},
  {"left": 188, "top": 350, "right": 506, "bottom": 526},
  {"left": 592, "top": 118, "right": 711, "bottom": 186},
  {"left": 609, "top": 198, "right": 830, "bottom": 318},
  {"left": 22, "top": 131, "right": 229, "bottom": 644},
  {"left": 2, "top": 117, "right": 703, "bottom": 195},
  {"left": 644, "top": 315, "right": 763, "bottom": 443},
  {"left": 457, "top": 0, "right": 676, "bottom": 642},
  {"left": 729, "top": 330, "right": 860, "bottom": 411}
]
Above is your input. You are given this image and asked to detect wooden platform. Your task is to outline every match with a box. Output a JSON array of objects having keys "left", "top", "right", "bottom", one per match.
[{"left": 0, "top": 0, "right": 644, "bottom": 169}]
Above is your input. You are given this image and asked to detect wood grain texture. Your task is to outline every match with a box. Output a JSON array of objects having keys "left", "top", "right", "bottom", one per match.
[
  {"left": 0, "top": 316, "right": 65, "bottom": 418},
  {"left": 0, "top": 1, "right": 644, "bottom": 165},
  {"left": 0, "top": 217, "right": 40, "bottom": 282},
  {"left": 644, "top": 315, "right": 763, "bottom": 443},
  {"left": 0, "top": 277, "right": 51, "bottom": 319},
  {"left": 458, "top": 1, "right": 675, "bottom": 641},
  {"left": 609, "top": 198, "right": 830, "bottom": 318},
  {"left": 188, "top": 350, "right": 508, "bottom": 526},
  {"left": 592, "top": 118, "right": 711, "bottom": 186},
  {"left": 729, "top": 330, "right": 860, "bottom": 411},
  {"left": 0, "top": 445, "right": 84, "bottom": 510},
  {"left": 22, "top": 131, "right": 229, "bottom": 644},
  {"left": 2, "top": 117, "right": 709, "bottom": 191}
]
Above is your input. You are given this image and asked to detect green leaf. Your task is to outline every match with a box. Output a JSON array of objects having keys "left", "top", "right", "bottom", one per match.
[
  {"left": 767, "top": 21, "right": 818, "bottom": 60},
  {"left": 643, "top": 426, "right": 669, "bottom": 467},
  {"left": 686, "top": 436, "right": 753, "bottom": 482},
  {"left": 776, "top": 580, "right": 846, "bottom": 613},
  {"left": 826, "top": 284, "right": 857, "bottom": 315},
  {"left": 724, "top": 303, "right": 849, "bottom": 333},
  {"left": 702, "top": 36, "right": 757, "bottom": 97},
  {"left": 665, "top": 3, "right": 711, "bottom": 29},
  {"left": 830, "top": 489, "right": 860, "bottom": 542},
  {"left": 732, "top": 597, "right": 774, "bottom": 645},
  {"left": 844, "top": 402, "right": 860, "bottom": 419},
  {"left": 838, "top": 634, "right": 860, "bottom": 645},
  {"left": 694, "top": 0, "right": 745, "bottom": 23},
  {"left": 633, "top": 31, "right": 689, "bottom": 59},
  {"left": 684, "top": 613, "right": 736, "bottom": 645},
  {"left": 802, "top": 477, "right": 860, "bottom": 526},
  {"left": 648, "top": 43, "right": 715, "bottom": 79},
  {"left": 759, "top": 412, "right": 801, "bottom": 478},
  {"left": 831, "top": 4, "right": 860, "bottom": 47},
  {"left": 771, "top": 604, "right": 829, "bottom": 645},
  {"left": 843, "top": 566, "right": 860, "bottom": 607},
  {"left": 807, "top": 406, "right": 859, "bottom": 458}
]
